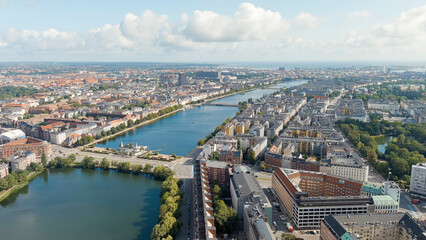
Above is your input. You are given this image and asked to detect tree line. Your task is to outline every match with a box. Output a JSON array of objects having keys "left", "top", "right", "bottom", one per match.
[
  {"left": 0, "top": 86, "right": 44, "bottom": 100},
  {"left": 143, "top": 105, "right": 183, "bottom": 121}
]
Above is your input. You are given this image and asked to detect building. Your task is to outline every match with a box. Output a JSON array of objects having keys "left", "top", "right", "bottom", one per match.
[
  {"left": 9, "top": 151, "right": 38, "bottom": 171},
  {"left": 244, "top": 203, "right": 274, "bottom": 240},
  {"left": 193, "top": 160, "right": 217, "bottom": 240},
  {"left": 335, "top": 99, "right": 368, "bottom": 122},
  {"left": 195, "top": 71, "right": 221, "bottom": 81},
  {"left": 0, "top": 137, "right": 52, "bottom": 160},
  {"left": 368, "top": 99, "right": 400, "bottom": 112},
  {"left": 178, "top": 72, "right": 187, "bottom": 86},
  {"left": 410, "top": 163, "right": 426, "bottom": 197},
  {"left": 230, "top": 166, "right": 271, "bottom": 219},
  {"left": 328, "top": 158, "right": 369, "bottom": 182},
  {"left": 0, "top": 163, "right": 8, "bottom": 179},
  {"left": 361, "top": 181, "right": 400, "bottom": 212},
  {"left": 372, "top": 195, "right": 399, "bottom": 214},
  {"left": 218, "top": 150, "right": 243, "bottom": 165},
  {"left": 235, "top": 122, "right": 245, "bottom": 134},
  {"left": 205, "top": 160, "right": 229, "bottom": 186},
  {"left": 0, "top": 129, "right": 26, "bottom": 144},
  {"left": 320, "top": 213, "right": 426, "bottom": 240},
  {"left": 272, "top": 168, "right": 373, "bottom": 229}
]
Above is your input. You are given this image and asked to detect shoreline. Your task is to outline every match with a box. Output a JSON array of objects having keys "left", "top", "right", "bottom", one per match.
[{"left": 0, "top": 171, "right": 43, "bottom": 203}]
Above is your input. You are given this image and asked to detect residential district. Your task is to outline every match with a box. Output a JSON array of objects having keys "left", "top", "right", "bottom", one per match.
[{"left": 0, "top": 63, "right": 425, "bottom": 240}]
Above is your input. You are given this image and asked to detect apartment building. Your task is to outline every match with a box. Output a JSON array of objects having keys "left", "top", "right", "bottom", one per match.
[
  {"left": 0, "top": 137, "right": 52, "bottom": 160},
  {"left": 320, "top": 213, "right": 426, "bottom": 240}
]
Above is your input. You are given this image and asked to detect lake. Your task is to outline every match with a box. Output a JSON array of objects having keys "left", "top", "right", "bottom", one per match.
[{"left": 0, "top": 168, "right": 161, "bottom": 240}]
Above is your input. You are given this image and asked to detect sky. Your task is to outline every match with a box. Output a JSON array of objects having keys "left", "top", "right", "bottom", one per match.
[{"left": 0, "top": 0, "right": 425, "bottom": 62}]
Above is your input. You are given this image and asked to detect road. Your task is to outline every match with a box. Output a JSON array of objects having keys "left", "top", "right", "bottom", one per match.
[
  {"left": 174, "top": 148, "right": 202, "bottom": 240},
  {"left": 399, "top": 192, "right": 426, "bottom": 221}
]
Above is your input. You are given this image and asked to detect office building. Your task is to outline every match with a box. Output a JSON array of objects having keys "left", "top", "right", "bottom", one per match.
[{"left": 272, "top": 168, "right": 373, "bottom": 229}]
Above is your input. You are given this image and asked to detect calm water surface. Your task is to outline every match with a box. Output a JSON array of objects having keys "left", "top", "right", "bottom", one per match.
[
  {"left": 0, "top": 168, "right": 161, "bottom": 240},
  {"left": 375, "top": 135, "right": 393, "bottom": 153}
]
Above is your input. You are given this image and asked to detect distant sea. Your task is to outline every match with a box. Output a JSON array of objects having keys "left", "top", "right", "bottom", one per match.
[{"left": 212, "top": 61, "right": 426, "bottom": 70}]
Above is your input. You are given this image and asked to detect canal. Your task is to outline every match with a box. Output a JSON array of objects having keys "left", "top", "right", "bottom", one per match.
[
  {"left": 0, "top": 168, "right": 161, "bottom": 240},
  {"left": 96, "top": 80, "right": 308, "bottom": 155}
]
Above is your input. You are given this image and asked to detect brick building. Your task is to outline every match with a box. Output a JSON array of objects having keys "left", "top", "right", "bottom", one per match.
[
  {"left": 218, "top": 150, "right": 242, "bottom": 165},
  {"left": 0, "top": 137, "right": 52, "bottom": 160}
]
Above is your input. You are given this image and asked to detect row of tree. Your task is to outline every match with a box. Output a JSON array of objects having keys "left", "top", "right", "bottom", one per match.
[
  {"left": 143, "top": 105, "right": 183, "bottom": 121},
  {"left": 79, "top": 157, "right": 175, "bottom": 180},
  {"left": 48, "top": 154, "right": 76, "bottom": 168},
  {"left": 151, "top": 176, "right": 183, "bottom": 240}
]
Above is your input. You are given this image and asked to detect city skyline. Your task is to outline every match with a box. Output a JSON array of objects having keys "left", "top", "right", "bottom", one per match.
[{"left": 0, "top": 0, "right": 425, "bottom": 62}]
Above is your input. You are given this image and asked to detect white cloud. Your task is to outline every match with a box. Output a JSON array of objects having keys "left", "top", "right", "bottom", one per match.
[
  {"left": 182, "top": 3, "right": 290, "bottom": 42},
  {"left": 0, "top": 3, "right": 425, "bottom": 61},
  {"left": 348, "top": 10, "right": 371, "bottom": 20},
  {"left": 0, "top": 0, "right": 8, "bottom": 6},
  {"left": 3, "top": 27, "right": 84, "bottom": 51},
  {"left": 294, "top": 12, "right": 319, "bottom": 28}
]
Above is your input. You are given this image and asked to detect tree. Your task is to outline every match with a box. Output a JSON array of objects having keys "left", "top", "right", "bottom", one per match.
[
  {"left": 101, "top": 158, "right": 110, "bottom": 170},
  {"left": 213, "top": 200, "right": 237, "bottom": 235},
  {"left": 131, "top": 164, "right": 142, "bottom": 174},
  {"left": 127, "top": 119, "right": 134, "bottom": 127},
  {"left": 282, "top": 233, "right": 296, "bottom": 240},
  {"left": 142, "top": 164, "right": 153, "bottom": 174},
  {"left": 41, "top": 152, "right": 47, "bottom": 166},
  {"left": 248, "top": 150, "right": 256, "bottom": 165},
  {"left": 81, "top": 156, "right": 96, "bottom": 169},
  {"left": 197, "top": 139, "right": 206, "bottom": 146},
  {"left": 117, "top": 162, "right": 131, "bottom": 173},
  {"left": 171, "top": 154, "right": 177, "bottom": 158},
  {"left": 259, "top": 161, "right": 266, "bottom": 171}
]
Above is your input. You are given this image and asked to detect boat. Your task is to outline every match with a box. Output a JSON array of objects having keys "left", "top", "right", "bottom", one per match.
[
  {"left": 162, "top": 145, "right": 166, "bottom": 147},
  {"left": 192, "top": 121, "right": 195, "bottom": 124}
]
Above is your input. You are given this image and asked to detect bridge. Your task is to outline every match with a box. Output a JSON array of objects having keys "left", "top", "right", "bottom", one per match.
[{"left": 205, "top": 103, "right": 239, "bottom": 107}]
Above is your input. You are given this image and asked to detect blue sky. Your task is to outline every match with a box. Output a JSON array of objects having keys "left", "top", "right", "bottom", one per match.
[{"left": 0, "top": 0, "right": 425, "bottom": 62}]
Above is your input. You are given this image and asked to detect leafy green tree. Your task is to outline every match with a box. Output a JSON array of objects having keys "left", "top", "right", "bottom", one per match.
[
  {"left": 259, "top": 161, "right": 266, "bottom": 171},
  {"left": 248, "top": 150, "right": 257, "bottom": 165},
  {"left": 282, "top": 233, "right": 296, "bottom": 240},
  {"left": 41, "top": 152, "right": 47, "bottom": 166},
  {"left": 101, "top": 158, "right": 110, "bottom": 170},
  {"left": 81, "top": 156, "right": 96, "bottom": 169},
  {"left": 213, "top": 200, "right": 237, "bottom": 235},
  {"left": 143, "top": 164, "right": 153, "bottom": 174}
]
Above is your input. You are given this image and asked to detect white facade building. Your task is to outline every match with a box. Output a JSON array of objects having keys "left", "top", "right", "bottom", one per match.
[{"left": 410, "top": 163, "right": 426, "bottom": 197}]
